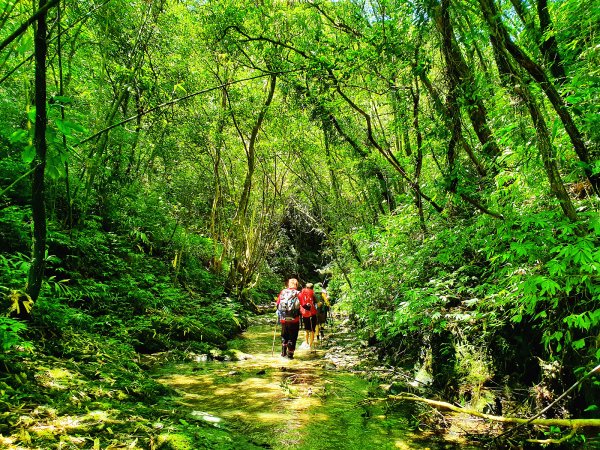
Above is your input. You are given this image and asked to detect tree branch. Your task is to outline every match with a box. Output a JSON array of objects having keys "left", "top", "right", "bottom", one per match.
[
  {"left": 73, "top": 70, "right": 300, "bottom": 147},
  {"left": 0, "top": 0, "right": 60, "bottom": 52}
]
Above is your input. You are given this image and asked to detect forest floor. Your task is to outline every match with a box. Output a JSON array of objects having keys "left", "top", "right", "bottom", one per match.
[
  {"left": 152, "top": 315, "right": 486, "bottom": 449},
  {"left": 1, "top": 314, "right": 496, "bottom": 449}
]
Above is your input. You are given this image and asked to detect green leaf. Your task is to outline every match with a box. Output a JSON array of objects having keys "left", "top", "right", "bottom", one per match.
[
  {"left": 46, "top": 164, "right": 61, "bottom": 180},
  {"left": 22, "top": 145, "right": 36, "bottom": 163},
  {"left": 56, "top": 119, "right": 87, "bottom": 136},
  {"left": 9, "top": 129, "right": 29, "bottom": 144},
  {"left": 52, "top": 95, "right": 73, "bottom": 104},
  {"left": 565, "top": 94, "right": 582, "bottom": 104},
  {"left": 27, "top": 108, "right": 36, "bottom": 123},
  {"left": 550, "top": 118, "right": 560, "bottom": 142},
  {"left": 17, "top": 36, "right": 33, "bottom": 55},
  {"left": 55, "top": 119, "right": 71, "bottom": 136}
]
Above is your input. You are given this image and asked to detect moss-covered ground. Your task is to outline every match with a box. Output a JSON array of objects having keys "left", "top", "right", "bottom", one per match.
[{"left": 154, "top": 318, "right": 481, "bottom": 449}]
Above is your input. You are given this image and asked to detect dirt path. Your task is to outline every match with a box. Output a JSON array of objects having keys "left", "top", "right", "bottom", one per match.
[{"left": 154, "top": 316, "right": 479, "bottom": 449}]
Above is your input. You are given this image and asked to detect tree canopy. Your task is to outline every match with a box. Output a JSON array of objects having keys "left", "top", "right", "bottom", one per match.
[{"left": 1, "top": 0, "right": 599, "bottom": 447}]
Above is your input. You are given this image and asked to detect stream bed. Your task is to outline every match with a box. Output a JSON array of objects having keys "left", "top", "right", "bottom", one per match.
[{"left": 154, "top": 318, "right": 483, "bottom": 449}]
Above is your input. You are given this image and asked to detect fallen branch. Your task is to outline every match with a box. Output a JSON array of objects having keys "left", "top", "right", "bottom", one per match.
[
  {"left": 385, "top": 393, "right": 600, "bottom": 429},
  {"left": 491, "top": 363, "right": 600, "bottom": 443},
  {"left": 526, "top": 427, "right": 576, "bottom": 445}
]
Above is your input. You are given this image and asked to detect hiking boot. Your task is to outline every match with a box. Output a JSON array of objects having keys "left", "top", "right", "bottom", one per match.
[
  {"left": 287, "top": 352, "right": 294, "bottom": 359},
  {"left": 281, "top": 345, "right": 287, "bottom": 357}
]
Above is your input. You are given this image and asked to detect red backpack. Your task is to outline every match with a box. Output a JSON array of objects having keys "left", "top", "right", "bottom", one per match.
[{"left": 299, "top": 288, "right": 316, "bottom": 318}]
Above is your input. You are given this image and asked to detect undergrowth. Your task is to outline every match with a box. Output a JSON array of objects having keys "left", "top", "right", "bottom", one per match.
[
  {"left": 334, "top": 202, "right": 600, "bottom": 444},
  {"left": 0, "top": 197, "right": 256, "bottom": 448}
]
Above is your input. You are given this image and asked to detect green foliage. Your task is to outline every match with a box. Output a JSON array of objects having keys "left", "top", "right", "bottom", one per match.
[
  {"left": 336, "top": 203, "right": 599, "bottom": 384},
  {"left": 1, "top": 0, "right": 599, "bottom": 444},
  {"left": 31, "top": 296, "right": 95, "bottom": 334},
  {"left": 480, "top": 211, "right": 599, "bottom": 358},
  {"left": 0, "top": 317, "right": 31, "bottom": 354},
  {"left": 0, "top": 206, "right": 30, "bottom": 256},
  {"left": 0, "top": 251, "right": 30, "bottom": 290}
]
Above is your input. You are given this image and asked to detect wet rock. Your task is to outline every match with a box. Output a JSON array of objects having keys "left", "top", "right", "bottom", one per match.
[
  {"left": 190, "top": 410, "right": 223, "bottom": 426},
  {"left": 232, "top": 350, "right": 253, "bottom": 360},
  {"left": 387, "top": 382, "right": 405, "bottom": 395}
]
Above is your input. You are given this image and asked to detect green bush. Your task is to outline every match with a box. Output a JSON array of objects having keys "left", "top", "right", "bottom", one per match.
[{"left": 0, "top": 317, "right": 31, "bottom": 354}]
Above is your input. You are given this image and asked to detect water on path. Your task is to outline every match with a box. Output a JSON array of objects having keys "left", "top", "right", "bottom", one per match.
[{"left": 155, "top": 319, "right": 479, "bottom": 449}]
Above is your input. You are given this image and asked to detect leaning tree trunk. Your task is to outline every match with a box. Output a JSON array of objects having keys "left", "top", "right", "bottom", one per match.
[
  {"left": 410, "top": 76, "right": 427, "bottom": 234},
  {"left": 431, "top": 0, "right": 501, "bottom": 162},
  {"left": 27, "top": 0, "right": 49, "bottom": 302},
  {"left": 508, "top": 0, "right": 567, "bottom": 84},
  {"left": 479, "top": 0, "right": 599, "bottom": 196},
  {"left": 536, "top": 0, "right": 567, "bottom": 83},
  {"left": 226, "top": 73, "right": 276, "bottom": 298},
  {"left": 489, "top": 33, "right": 579, "bottom": 222}
]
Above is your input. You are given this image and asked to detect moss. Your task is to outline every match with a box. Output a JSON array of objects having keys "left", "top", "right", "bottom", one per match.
[{"left": 157, "top": 433, "right": 194, "bottom": 450}]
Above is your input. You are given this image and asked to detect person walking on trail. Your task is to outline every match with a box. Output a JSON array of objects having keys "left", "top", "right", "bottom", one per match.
[
  {"left": 276, "top": 278, "right": 301, "bottom": 359},
  {"left": 315, "top": 286, "right": 331, "bottom": 341},
  {"left": 298, "top": 282, "right": 317, "bottom": 351}
]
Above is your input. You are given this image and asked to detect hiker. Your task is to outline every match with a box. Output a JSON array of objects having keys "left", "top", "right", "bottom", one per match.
[
  {"left": 276, "top": 278, "right": 301, "bottom": 359},
  {"left": 315, "top": 287, "right": 331, "bottom": 341},
  {"left": 298, "top": 282, "right": 317, "bottom": 351}
]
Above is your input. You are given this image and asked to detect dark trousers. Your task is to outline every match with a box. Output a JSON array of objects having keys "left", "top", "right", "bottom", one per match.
[{"left": 281, "top": 321, "right": 300, "bottom": 352}]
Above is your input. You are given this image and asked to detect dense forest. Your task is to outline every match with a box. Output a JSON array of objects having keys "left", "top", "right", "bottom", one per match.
[{"left": 1, "top": 0, "right": 598, "bottom": 448}]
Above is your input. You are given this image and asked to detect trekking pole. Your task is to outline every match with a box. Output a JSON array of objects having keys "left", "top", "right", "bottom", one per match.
[{"left": 271, "top": 320, "right": 277, "bottom": 356}]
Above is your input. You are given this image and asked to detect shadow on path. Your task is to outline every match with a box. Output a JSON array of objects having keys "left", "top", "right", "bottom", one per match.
[{"left": 155, "top": 317, "right": 479, "bottom": 449}]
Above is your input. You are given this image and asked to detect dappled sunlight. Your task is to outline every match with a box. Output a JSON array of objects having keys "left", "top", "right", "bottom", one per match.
[
  {"left": 157, "top": 325, "right": 338, "bottom": 446},
  {"left": 154, "top": 322, "right": 466, "bottom": 449},
  {"left": 34, "top": 367, "right": 78, "bottom": 391},
  {"left": 26, "top": 409, "right": 117, "bottom": 434},
  {"left": 0, "top": 408, "right": 125, "bottom": 449}
]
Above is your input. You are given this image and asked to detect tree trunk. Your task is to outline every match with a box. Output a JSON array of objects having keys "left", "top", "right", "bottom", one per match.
[
  {"left": 479, "top": 0, "right": 599, "bottom": 196},
  {"left": 210, "top": 83, "right": 228, "bottom": 274},
  {"left": 27, "top": 0, "right": 49, "bottom": 302},
  {"left": 418, "top": 72, "right": 487, "bottom": 178},
  {"left": 489, "top": 33, "right": 579, "bottom": 222},
  {"left": 509, "top": 0, "right": 567, "bottom": 83},
  {"left": 431, "top": 0, "right": 501, "bottom": 161},
  {"left": 537, "top": 0, "right": 567, "bottom": 82},
  {"left": 226, "top": 73, "right": 276, "bottom": 295},
  {"left": 410, "top": 78, "right": 427, "bottom": 234}
]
